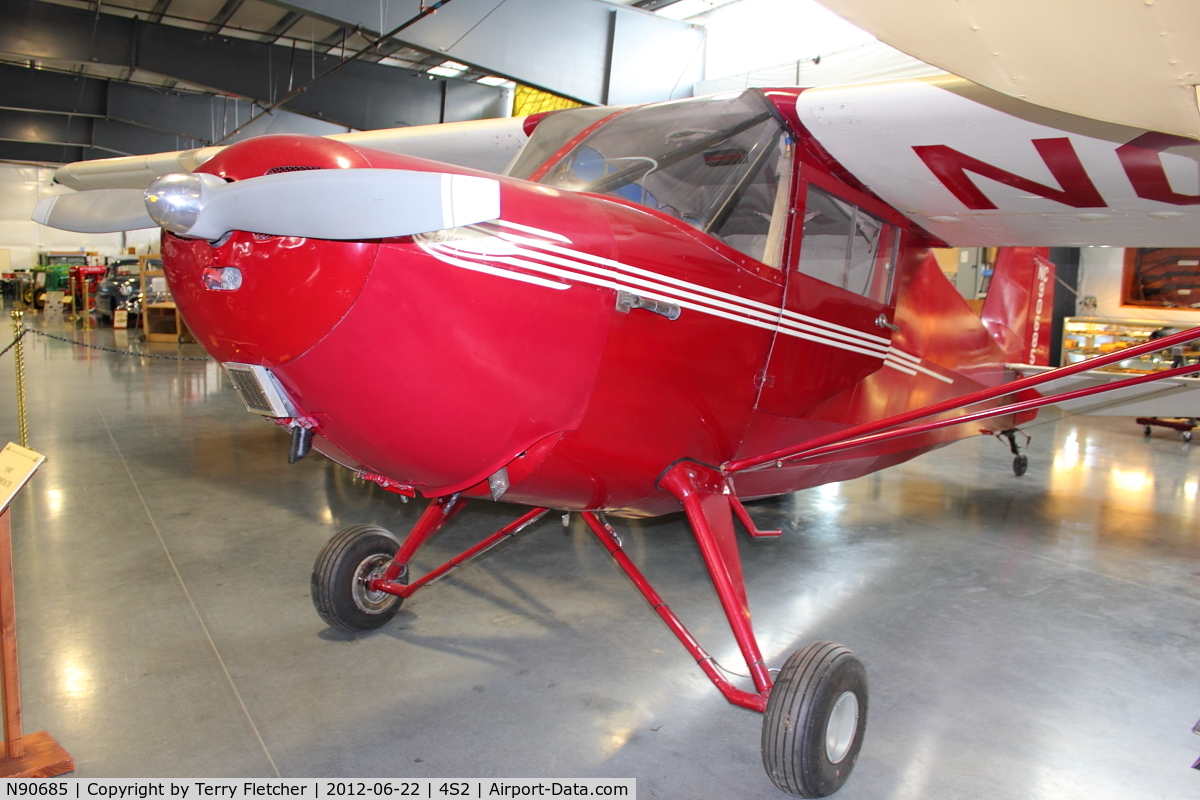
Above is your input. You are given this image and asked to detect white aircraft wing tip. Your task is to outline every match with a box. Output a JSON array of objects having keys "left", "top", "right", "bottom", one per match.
[{"left": 31, "top": 196, "right": 58, "bottom": 226}]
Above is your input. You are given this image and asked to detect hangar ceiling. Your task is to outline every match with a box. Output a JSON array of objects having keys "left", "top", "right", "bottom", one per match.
[{"left": 0, "top": 0, "right": 702, "bottom": 165}]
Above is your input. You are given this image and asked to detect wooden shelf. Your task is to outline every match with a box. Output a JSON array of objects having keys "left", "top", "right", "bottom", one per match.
[{"left": 144, "top": 302, "right": 194, "bottom": 344}]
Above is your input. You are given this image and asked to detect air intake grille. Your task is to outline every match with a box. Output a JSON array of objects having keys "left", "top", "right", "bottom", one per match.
[
  {"left": 227, "top": 368, "right": 273, "bottom": 414},
  {"left": 264, "top": 165, "right": 323, "bottom": 174},
  {"left": 223, "top": 363, "right": 292, "bottom": 417}
]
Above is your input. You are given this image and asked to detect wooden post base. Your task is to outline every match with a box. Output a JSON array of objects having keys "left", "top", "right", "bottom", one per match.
[{"left": 0, "top": 731, "right": 73, "bottom": 778}]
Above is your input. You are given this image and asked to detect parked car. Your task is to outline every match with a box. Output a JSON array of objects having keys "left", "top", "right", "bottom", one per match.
[{"left": 94, "top": 258, "right": 158, "bottom": 324}]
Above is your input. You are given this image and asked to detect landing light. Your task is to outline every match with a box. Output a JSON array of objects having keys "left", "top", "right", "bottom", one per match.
[{"left": 203, "top": 266, "right": 242, "bottom": 291}]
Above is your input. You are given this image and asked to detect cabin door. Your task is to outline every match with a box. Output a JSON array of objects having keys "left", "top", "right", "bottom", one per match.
[{"left": 756, "top": 173, "right": 902, "bottom": 416}]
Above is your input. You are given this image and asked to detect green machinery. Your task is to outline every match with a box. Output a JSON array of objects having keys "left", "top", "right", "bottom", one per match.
[{"left": 24, "top": 252, "right": 90, "bottom": 308}]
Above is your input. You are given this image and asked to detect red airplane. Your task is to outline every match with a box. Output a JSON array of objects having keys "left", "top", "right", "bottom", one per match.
[{"left": 33, "top": 75, "right": 1200, "bottom": 797}]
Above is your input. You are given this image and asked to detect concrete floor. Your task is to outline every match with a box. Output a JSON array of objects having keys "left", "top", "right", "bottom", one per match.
[{"left": 1, "top": 313, "right": 1197, "bottom": 798}]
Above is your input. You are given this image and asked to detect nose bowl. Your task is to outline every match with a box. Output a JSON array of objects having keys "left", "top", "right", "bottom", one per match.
[
  {"left": 164, "top": 231, "right": 377, "bottom": 366},
  {"left": 163, "top": 134, "right": 618, "bottom": 495},
  {"left": 161, "top": 135, "right": 381, "bottom": 366}
]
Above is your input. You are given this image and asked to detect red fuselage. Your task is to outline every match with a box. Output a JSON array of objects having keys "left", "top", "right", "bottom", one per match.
[{"left": 163, "top": 92, "right": 1021, "bottom": 516}]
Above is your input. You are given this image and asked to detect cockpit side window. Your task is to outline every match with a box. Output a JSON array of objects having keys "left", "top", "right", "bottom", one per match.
[
  {"left": 798, "top": 185, "right": 898, "bottom": 304},
  {"left": 535, "top": 91, "right": 793, "bottom": 267}
]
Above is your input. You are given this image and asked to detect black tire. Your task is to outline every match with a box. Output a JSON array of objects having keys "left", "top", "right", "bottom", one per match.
[
  {"left": 1144, "top": 426, "right": 1153, "bottom": 437},
  {"left": 762, "top": 642, "right": 868, "bottom": 798},
  {"left": 1013, "top": 454, "right": 1028, "bottom": 476},
  {"left": 33, "top": 290, "right": 46, "bottom": 310},
  {"left": 1184, "top": 431, "right": 1193, "bottom": 443},
  {"left": 311, "top": 525, "right": 402, "bottom": 632}
]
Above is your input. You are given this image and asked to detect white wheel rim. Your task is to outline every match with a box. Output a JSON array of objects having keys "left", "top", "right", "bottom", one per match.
[{"left": 825, "top": 690, "right": 859, "bottom": 764}]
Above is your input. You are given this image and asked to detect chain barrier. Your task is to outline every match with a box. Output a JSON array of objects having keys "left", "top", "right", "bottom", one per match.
[
  {"left": 18, "top": 329, "right": 212, "bottom": 361},
  {"left": 0, "top": 319, "right": 210, "bottom": 448},
  {"left": 0, "top": 328, "right": 28, "bottom": 360}
]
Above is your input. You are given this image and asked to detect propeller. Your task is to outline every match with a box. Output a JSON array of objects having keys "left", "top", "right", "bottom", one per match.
[
  {"left": 31, "top": 189, "right": 156, "bottom": 233},
  {"left": 144, "top": 168, "right": 501, "bottom": 241},
  {"left": 31, "top": 168, "right": 502, "bottom": 240}
]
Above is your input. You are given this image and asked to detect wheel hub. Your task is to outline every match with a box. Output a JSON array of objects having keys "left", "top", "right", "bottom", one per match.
[
  {"left": 825, "top": 690, "right": 859, "bottom": 764},
  {"left": 352, "top": 554, "right": 397, "bottom": 614}
]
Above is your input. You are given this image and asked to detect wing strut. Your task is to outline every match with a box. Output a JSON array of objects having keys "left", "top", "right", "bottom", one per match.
[{"left": 725, "top": 325, "right": 1200, "bottom": 474}]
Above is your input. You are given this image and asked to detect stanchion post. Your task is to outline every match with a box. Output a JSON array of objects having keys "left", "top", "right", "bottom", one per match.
[
  {"left": 81, "top": 277, "right": 92, "bottom": 331},
  {"left": 10, "top": 313, "right": 26, "bottom": 449},
  {"left": 0, "top": 509, "right": 21, "bottom": 760},
  {"left": 0, "top": 443, "right": 72, "bottom": 777}
]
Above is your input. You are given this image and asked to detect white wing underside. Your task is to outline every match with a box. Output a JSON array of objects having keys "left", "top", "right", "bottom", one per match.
[
  {"left": 796, "top": 76, "right": 1200, "bottom": 248},
  {"left": 1010, "top": 364, "right": 1200, "bottom": 417},
  {"left": 813, "top": 0, "right": 1200, "bottom": 139}
]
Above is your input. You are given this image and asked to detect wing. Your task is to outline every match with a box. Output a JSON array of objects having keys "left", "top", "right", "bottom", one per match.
[
  {"left": 52, "top": 115, "right": 530, "bottom": 191},
  {"left": 1009, "top": 364, "right": 1200, "bottom": 418},
  {"left": 793, "top": 76, "right": 1200, "bottom": 248},
  {"left": 813, "top": 0, "right": 1200, "bottom": 139}
]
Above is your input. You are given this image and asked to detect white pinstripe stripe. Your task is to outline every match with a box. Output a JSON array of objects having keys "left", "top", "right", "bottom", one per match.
[
  {"left": 421, "top": 226, "right": 953, "bottom": 384},
  {"left": 886, "top": 353, "right": 954, "bottom": 384},
  {"left": 481, "top": 226, "right": 893, "bottom": 350},
  {"left": 492, "top": 219, "right": 572, "bottom": 243},
  {"left": 506, "top": 241, "right": 891, "bottom": 357},
  {"left": 415, "top": 242, "right": 571, "bottom": 290},
  {"left": 883, "top": 360, "right": 919, "bottom": 376},
  {"left": 429, "top": 238, "right": 891, "bottom": 361}
]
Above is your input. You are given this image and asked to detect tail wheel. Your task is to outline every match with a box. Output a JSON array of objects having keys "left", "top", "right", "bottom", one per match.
[
  {"left": 311, "top": 525, "right": 402, "bottom": 632},
  {"left": 762, "top": 642, "right": 868, "bottom": 798},
  {"left": 1013, "top": 454, "right": 1029, "bottom": 476}
]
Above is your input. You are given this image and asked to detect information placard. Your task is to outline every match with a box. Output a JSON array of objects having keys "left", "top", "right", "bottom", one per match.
[{"left": 0, "top": 443, "right": 44, "bottom": 514}]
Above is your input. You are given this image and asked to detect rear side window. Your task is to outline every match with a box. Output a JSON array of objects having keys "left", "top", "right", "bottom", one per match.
[{"left": 798, "top": 185, "right": 898, "bottom": 304}]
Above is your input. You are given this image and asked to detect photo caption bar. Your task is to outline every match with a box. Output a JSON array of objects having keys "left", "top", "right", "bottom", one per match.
[{"left": 0, "top": 780, "right": 635, "bottom": 800}]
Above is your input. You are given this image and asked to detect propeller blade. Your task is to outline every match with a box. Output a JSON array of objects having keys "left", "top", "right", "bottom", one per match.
[
  {"left": 31, "top": 189, "right": 157, "bottom": 233},
  {"left": 145, "top": 168, "right": 501, "bottom": 241}
]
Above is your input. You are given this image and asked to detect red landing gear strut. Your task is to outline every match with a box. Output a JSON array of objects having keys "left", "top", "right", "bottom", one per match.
[{"left": 310, "top": 461, "right": 867, "bottom": 798}]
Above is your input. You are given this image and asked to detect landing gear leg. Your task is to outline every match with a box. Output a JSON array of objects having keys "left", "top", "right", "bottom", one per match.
[
  {"left": 311, "top": 495, "right": 465, "bottom": 632},
  {"left": 310, "top": 494, "right": 550, "bottom": 632},
  {"left": 311, "top": 494, "right": 464, "bottom": 632},
  {"left": 1000, "top": 428, "right": 1028, "bottom": 476},
  {"left": 584, "top": 460, "right": 867, "bottom": 797}
]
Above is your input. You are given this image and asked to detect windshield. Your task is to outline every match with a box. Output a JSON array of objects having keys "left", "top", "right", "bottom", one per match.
[
  {"left": 534, "top": 91, "right": 792, "bottom": 265},
  {"left": 505, "top": 106, "right": 623, "bottom": 180},
  {"left": 113, "top": 263, "right": 140, "bottom": 277}
]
